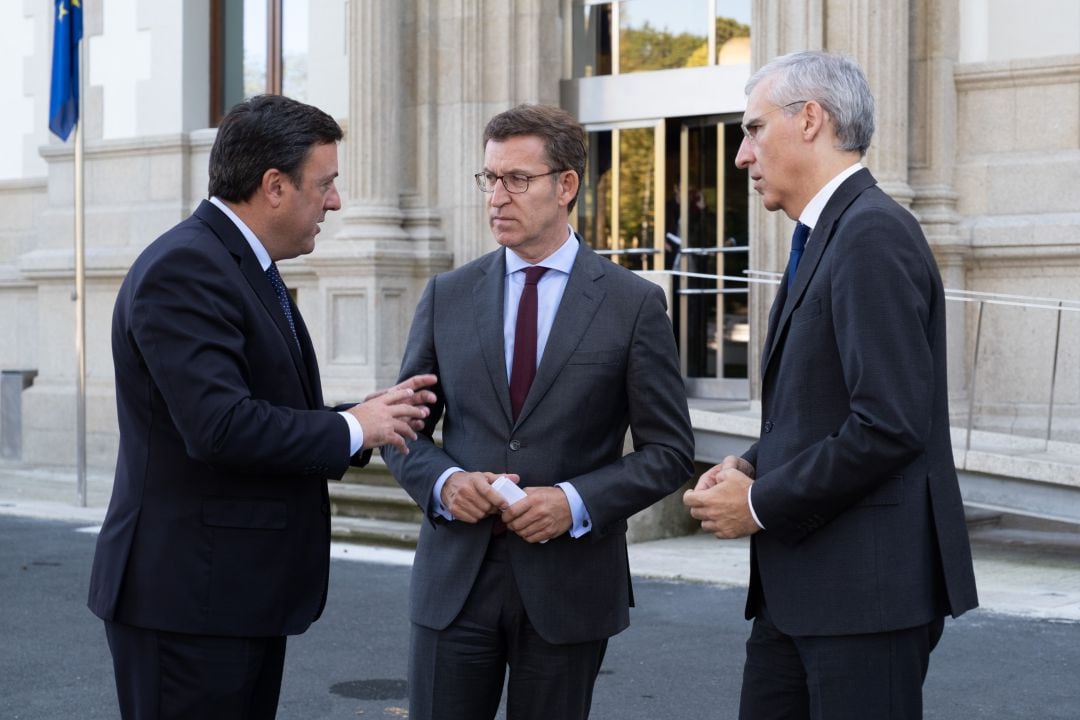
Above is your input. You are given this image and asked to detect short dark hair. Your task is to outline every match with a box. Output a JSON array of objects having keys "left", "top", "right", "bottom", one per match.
[
  {"left": 482, "top": 104, "right": 586, "bottom": 212},
  {"left": 208, "top": 95, "right": 344, "bottom": 202}
]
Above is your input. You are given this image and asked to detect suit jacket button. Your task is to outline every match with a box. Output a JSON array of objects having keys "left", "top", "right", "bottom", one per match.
[
  {"left": 763, "top": 420, "right": 773, "bottom": 433},
  {"left": 509, "top": 440, "right": 521, "bottom": 451}
]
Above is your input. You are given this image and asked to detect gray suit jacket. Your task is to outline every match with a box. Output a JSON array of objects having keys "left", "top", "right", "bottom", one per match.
[
  {"left": 384, "top": 239, "right": 695, "bottom": 645},
  {"left": 745, "top": 169, "right": 978, "bottom": 636}
]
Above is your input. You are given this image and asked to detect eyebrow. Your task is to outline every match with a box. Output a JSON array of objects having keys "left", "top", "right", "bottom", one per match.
[{"left": 481, "top": 167, "right": 534, "bottom": 176}]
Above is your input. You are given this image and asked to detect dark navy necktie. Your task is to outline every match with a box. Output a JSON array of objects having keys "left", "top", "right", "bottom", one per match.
[
  {"left": 509, "top": 266, "right": 549, "bottom": 421},
  {"left": 787, "top": 222, "right": 810, "bottom": 291},
  {"left": 265, "top": 263, "right": 301, "bottom": 351}
]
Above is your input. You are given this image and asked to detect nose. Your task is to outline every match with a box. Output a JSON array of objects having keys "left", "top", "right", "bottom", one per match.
[
  {"left": 325, "top": 183, "right": 342, "bottom": 212},
  {"left": 735, "top": 136, "right": 753, "bottom": 169},
  {"left": 489, "top": 179, "right": 511, "bottom": 207}
]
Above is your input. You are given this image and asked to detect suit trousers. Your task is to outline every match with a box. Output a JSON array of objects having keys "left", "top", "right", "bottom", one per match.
[
  {"left": 104, "top": 620, "right": 286, "bottom": 720},
  {"left": 408, "top": 533, "right": 608, "bottom": 720},
  {"left": 738, "top": 604, "right": 944, "bottom": 720}
]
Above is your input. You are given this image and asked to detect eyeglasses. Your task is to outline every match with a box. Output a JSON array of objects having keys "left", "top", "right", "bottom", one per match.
[
  {"left": 474, "top": 169, "right": 564, "bottom": 194},
  {"left": 741, "top": 100, "right": 809, "bottom": 144}
]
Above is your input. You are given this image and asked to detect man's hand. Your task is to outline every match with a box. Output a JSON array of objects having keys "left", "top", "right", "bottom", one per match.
[
  {"left": 349, "top": 374, "right": 438, "bottom": 453},
  {"left": 502, "top": 486, "right": 573, "bottom": 544},
  {"left": 441, "top": 472, "right": 518, "bottom": 523},
  {"left": 683, "top": 464, "right": 760, "bottom": 539},
  {"left": 362, "top": 374, "right": 439, "bottom": 432},
  {"left": 692, "top": 454, "right": 755, "bottom": 492}
]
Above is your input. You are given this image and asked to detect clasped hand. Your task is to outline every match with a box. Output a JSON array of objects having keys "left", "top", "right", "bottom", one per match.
[
  {"left": 348, "top": 374, "right": 439, "bottom": 454},
  {"left": 442, "top": 472, "right": 572, "bottom": 544},
  {"left": 682, "top": 454, "right": 761, "bottom": 539}
]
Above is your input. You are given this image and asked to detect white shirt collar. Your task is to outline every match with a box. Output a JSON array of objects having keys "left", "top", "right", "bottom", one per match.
[
  {"left": 798, "top": 162, "right": 864, "bottom": 231},
  {"left": 209, "top": 196, "right": 272, "bottom": 271},
  {"left": 504, "top": 225, "right": 578, "bottom": 276}
]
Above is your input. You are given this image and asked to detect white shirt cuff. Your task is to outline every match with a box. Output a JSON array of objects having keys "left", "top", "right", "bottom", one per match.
[
  {"left": 338, "top": 411, "right": 364, "bottom": 456},
  {"left": 747, "top": 484, "right": 765, "bottom": 530},
  {"left": 432, "top": 467, "right": 464, "bottom": 520},
  {"left": 556, "top": 482, "right": 592, "bottom": 538}
]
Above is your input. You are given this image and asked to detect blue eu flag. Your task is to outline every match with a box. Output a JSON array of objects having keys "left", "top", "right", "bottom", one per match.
[{"left": 49, "top": 0, "right": 83, "bottom": 141}]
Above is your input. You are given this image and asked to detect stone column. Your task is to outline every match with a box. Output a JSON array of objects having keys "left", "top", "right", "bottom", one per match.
[
  {"left": 310, "top": 0, "right": 450, "bottom": 400},
  {"left": 746, "top": 0, "right": 825, "bottom": 400},
  {"left": 826, "top": 0, "right": 914, "bottom": 207},
  {"left": 909, "top": 0, "right": 969, "bottom": 404}
]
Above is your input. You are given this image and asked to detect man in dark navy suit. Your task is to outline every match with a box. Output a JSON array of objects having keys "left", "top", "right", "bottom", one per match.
[
  {"left": 88, "top": 95, "right": 436, "bottom": 720},
  {"left": 684, "top": 52, "right": 978, "bottom": 719}
]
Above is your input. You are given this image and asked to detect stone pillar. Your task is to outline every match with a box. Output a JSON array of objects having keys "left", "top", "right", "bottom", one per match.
[
  {"left": 309, "top": 0, "right": 450, "bottom": 401},
  {"left": 909, "top": 0, "right": 969, "bottom": 404},
  {"left": 826, "top": 0, "right": 914, "bottom": 207},
  {"left": 746, "top": 0, "right": 825, "bottom": 400}
]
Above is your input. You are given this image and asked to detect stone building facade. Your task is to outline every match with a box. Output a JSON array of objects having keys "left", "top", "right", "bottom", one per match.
[{"left": 0, "top": 0, "right": 1077, "bottom": 470}]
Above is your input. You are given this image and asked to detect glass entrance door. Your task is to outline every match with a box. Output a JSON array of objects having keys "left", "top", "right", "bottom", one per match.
[
  {"left": 577, "top": 115, "right": 749, "bottom": 397},
  {"left": 669, "top": 118, "right": 749, "bottom": 395}
]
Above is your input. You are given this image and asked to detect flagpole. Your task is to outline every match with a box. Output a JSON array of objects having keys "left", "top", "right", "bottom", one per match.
[{"left": 75, "top": 27, "right": 87, "bottom": 508}]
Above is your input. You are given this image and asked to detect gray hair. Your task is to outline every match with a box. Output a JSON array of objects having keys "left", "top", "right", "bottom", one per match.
[{"left": 746, "top": 51, "right": 875, "bottom": 156}]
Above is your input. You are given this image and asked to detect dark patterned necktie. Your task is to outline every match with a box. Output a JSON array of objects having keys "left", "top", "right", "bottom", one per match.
[
  {"left": 265, "top": 263, "right": 301, "bottom": 351},
  {"left": 509, "top": 266, "right": 549, "bottom": 421},
  {"left": 787, "top": 222, "right": 810, "bottom": 291}
]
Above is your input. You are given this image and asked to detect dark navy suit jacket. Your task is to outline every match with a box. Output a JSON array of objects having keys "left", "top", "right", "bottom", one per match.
[
  {"left": 744, "top": 169, "right": 978, "bottom": 636},
  {"left": 89, "top": 200, "right": 366, "bottom": 637}
]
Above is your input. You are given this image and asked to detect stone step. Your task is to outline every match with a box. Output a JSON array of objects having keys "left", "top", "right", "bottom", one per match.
[
  {"left": 330, "top": 516, "right": 420, "bottom": 550},
  {"left": 341, "top": 453, "right": 399, "bottom": 487},
  {"left": 964, "top": 506, "right": 1002, "bottom": 529},
  {"left": 328, "top": 482, "right": 422, "bottom": 524}
]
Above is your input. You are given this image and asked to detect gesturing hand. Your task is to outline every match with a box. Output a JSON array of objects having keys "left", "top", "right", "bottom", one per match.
[
  {"left": 349, "top": 374, "right": 439, "bottom": 453},
  {"left": 362, "top": 374, "right": 439, "bottom": 432}
]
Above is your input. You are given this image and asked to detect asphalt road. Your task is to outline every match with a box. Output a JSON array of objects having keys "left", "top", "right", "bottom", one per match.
[{"left": 2, "top": 515, "right": 1078, "bottom": 719}]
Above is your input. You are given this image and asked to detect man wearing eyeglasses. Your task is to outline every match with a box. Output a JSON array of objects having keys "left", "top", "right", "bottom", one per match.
[
  {"left": 384, "top": 104, "right": 695, "bottom": 720},
  {"left": 683, "top": 51, "right": 978, "bottom": 719}
]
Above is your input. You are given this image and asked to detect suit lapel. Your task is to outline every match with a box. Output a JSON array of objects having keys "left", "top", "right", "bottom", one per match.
[
  {"left": 761, "top": 169, "right": 878, "bottom": 379},
  {"left": 194, "top": 201, "right": 318, "bottom": 408},
  {"left": 472, "top": 251, "right": 514, "bottom": 426},
  {"left": 515, "top": 240, "right": 605, "bottom": 428}
]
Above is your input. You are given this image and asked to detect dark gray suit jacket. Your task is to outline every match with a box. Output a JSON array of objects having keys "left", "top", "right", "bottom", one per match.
[
  {"left": 384, "top": 239, "right": 695, "bottom": 645},
  {"left": 744, "top": 169, "right": 978, "bottom": 637}
]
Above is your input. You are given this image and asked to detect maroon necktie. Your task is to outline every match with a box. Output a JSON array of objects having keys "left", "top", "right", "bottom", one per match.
[{"left": 509, "top": 266, "right": 549, "bottom": 421}]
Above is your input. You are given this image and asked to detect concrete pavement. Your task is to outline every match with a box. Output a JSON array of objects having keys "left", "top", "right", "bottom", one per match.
[{"left": 2, "top": 460, "right": 1079, "bottom": 623}]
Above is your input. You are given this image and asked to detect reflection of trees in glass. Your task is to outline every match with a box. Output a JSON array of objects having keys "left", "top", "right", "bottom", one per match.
[
  {"left": 618, "top": 128, "right": 654, "bottom": 262},
  {"left": 284, "top": 54, "right": 308, "bottom": 101},
  {"left": 620, "top": 20, "right": 706, "bottom": 72},
  {"left": 243, "top": 54, "right": 307, "bottom": 101},
  {"left": 244, "top": 54, "right": 265, "bottom": 99},
  {"left": 620, "top": 16, "right": 750, "bottom": 72}
]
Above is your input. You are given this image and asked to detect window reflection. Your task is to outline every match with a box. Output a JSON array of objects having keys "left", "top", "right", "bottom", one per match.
[
  {"left": 618, "top": 127, "right": 655, "bottom": 268},
  {"left": 570, "top": 0, "right": 751, "bottom": 78},
  {"left": 573, "top": 3, "right": 612, "bottom": 77},
  {"left": 282, "top": 0, "right": 309, "bottom": 101},
  {"left": 619, "top": 0, "right": 709, "bottom": 73}
]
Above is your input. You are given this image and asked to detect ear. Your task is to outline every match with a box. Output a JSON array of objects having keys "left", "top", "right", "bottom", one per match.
[
  {"left": 801, "top": 100, "right": 827, "bottom": 143},
  {"left": 262, "top": 168, "right": 287, "bottom": 209},
  {"left": 556, "top": 169, "right": 580, "bottom": 209}
]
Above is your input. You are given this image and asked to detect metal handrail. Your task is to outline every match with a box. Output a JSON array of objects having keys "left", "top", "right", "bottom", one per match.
[{"left": 609, "top": 250, "right": 1079, "bottom": 451}]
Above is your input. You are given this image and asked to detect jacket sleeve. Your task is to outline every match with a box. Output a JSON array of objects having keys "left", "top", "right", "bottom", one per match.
[{"left": 563, "top": 283, "right": 696, "bottom": 536}]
